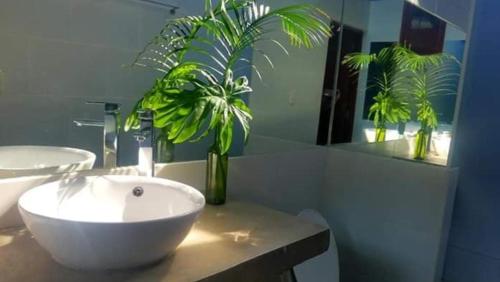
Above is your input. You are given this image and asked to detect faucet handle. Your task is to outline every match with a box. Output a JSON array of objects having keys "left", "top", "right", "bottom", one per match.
[
  {"left": 86, "top": 101, "right": 121, "bottom": 113},
  {"left": 135, "top": 109, "right": 154, "bottom": 143}
]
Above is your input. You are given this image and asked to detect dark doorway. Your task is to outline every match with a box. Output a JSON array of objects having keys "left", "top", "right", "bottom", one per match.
[
  {"left": 317, "top": 24, "right": 364, "bottom": 145},
  {"left": 400, "top": 1, "right": 447, "bottom": 55}
]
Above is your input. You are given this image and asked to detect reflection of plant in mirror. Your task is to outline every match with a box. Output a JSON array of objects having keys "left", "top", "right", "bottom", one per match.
[
  {"left": 125, "top": 0, "right": 331, "bottom": 204},
  {"left": 398, "top": 48, "right": 461, "bottom": 160},
  {"left": 343, "top": 45, "right": 411, "bottom": 142}
]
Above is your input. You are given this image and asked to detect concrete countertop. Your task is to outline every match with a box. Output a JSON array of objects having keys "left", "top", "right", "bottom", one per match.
[{"left": 0, "top": 202, "right": 329, "bottom": 282}]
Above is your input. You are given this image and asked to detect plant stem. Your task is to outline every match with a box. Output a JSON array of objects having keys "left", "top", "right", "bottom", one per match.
[
  {"left": 414, "top": 128, "right": 429, "bottom": 160},
  {"left": 375, "top": 127, "right": 387, "bottom": 142}
]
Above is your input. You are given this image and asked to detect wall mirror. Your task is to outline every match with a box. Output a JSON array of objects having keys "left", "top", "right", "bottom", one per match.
[
  {"left": 0, "top": 0, "right": 324, "bottom": 179},
  {"left": 316, "top": 0, "right": 468, "bottom": 167},
  {"left": 0, "top": 0, "right": 469, "bottom": 179}
]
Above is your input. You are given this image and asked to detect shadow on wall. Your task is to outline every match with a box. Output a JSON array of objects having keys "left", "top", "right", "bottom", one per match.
[{"left": 338, "top": 243, "right": 406, "bottom": 282}]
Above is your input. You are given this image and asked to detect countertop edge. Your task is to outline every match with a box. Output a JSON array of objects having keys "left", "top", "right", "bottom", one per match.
[{"left": 200, "top": 228, "right": 330, "bottom": 282}]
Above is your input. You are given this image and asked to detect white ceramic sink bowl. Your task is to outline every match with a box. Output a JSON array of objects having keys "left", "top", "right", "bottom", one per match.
[
  {"left": 18, "top": 175, "right": 205, "bottom": 270},
  {"left": 0, "top": 146, "right": 96, "bottom": 178}
]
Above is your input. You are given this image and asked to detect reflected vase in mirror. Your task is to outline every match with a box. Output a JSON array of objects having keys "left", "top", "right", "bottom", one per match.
[
  {"left": 206, "top": 147, "right": 229, "bottom": 205},
  {"left": 375, "top": 127, "right": 386, "bottom": 142},
  {"left": 414, "top": 129, "right": 430, "bottom": 160},
  {"left": 155, "top": 128, "right": 175, "bottom": 163}
]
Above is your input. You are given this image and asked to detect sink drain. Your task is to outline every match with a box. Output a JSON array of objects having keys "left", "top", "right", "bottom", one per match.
[{"left": 132, "top": 186, "right": 144, "bottom": 197}]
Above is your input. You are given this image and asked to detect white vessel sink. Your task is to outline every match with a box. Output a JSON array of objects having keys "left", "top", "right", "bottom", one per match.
[
  {"left": 18, "top": 175, "right": 205, "bottom": 270},
  {"left": 0, "top": 146, "right": 96, "bottom": 178}
]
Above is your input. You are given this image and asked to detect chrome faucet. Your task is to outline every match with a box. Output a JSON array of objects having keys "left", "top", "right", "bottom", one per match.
[
  {"left": 134, "top": 109, "right": 155, "bottom": 177},
  {"left": 74, "top": 102, "right": 120, "bottom": 169}
]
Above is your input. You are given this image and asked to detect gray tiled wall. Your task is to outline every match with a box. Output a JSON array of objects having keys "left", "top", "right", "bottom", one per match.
[{"left": 0, "top": 0, "right": 211, "bottom": 166}]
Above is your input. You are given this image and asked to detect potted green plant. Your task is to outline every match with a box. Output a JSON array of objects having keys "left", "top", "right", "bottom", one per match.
[
  {"left": 125, "top": 0, "right": 331, "bottom": 204},
  {"left": 343, "top": 45, "right": 411, "bottom": 142},
  {"left": 397, "top": 48, "right": 460, "bottom": 160}
]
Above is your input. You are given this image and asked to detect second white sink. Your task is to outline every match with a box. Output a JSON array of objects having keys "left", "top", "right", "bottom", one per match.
[
  {"left": 18, "top": 175, "right": 205, "bottom": 270},
  {"left": 0, "top": 146, "right": 95, "bottom": 178}
]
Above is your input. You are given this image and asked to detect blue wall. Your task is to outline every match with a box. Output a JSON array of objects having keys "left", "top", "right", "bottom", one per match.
[{"left": 444, "top": 1, "right": 500, "bottom": 281}]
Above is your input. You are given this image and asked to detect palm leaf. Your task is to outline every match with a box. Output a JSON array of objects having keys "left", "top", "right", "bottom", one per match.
[{"left": 400, "top": 49, "right": 461, "bottom": 129}]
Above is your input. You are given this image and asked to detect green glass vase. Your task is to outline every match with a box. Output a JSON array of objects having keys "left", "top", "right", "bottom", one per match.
[
  {"left": 205, "top": 148, "right": 228, "bottom": 205},
  {"left": 155, "top": 128, "right": 175, "bottom": 163},
  {"left": 375, "top": 127, "right": 386, "bottom": 142},
  {"left": 414, "top": 129, "right": 430, "bottom": 160}
]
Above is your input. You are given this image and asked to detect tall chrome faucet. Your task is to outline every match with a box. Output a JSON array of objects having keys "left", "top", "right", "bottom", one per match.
[
  {"left": 74, "top": 102, "right": 120, "bottom": 169},
  {"left": 134, "top": 109, "right": 155, "bottom": 177}
]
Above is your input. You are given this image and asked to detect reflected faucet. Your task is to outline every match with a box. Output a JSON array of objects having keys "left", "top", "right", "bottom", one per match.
[
  {"left": 134, "top": 109, "right": 155, "bottom": 177},
  {"left": 73, "top": 102, "right": 120, "bottom": 169}
]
